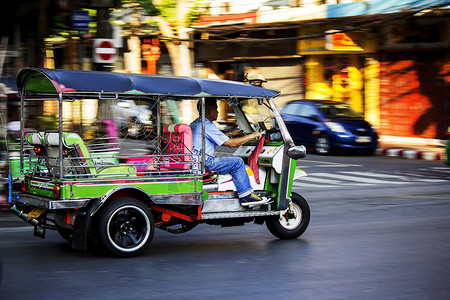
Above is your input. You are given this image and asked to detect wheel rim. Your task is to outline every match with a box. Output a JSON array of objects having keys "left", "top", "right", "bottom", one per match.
[
  {"left": 316, "top": 136, "right": 329, "bottom": 154},
  {"left": 107, "top": 205, "right": 151, "bottom": 253},
  {"left": 279, "top": 203, "right": 303, "bottom": 230}
]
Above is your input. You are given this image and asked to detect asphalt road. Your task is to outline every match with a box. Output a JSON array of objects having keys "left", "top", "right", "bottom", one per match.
[{"left": 0, "top": 154, "right": 449, "bottom": 299}]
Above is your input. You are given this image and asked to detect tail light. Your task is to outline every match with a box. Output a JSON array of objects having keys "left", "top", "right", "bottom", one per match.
[
  {"left": 21, "top": 180, "right": 27, "bottom": 192},
  {"left": 33, "top": 145, "right": 45, "bottom": 156},
  {"left": 53, "top": 185, "right": 61, "bottom": 198}
]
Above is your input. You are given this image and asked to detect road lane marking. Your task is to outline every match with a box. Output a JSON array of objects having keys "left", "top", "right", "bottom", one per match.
[
  {"left": 311, "top": 172, "right": 410, "bottom": 185},
  {"left": 300, "top": 160, "right": 362, "bottom": 167},
  {"left": 340, "top": 171, "right": 410, "bottom": 180},
  {"left": 295, "top": 175, "right": 372, "bottom": 186}
]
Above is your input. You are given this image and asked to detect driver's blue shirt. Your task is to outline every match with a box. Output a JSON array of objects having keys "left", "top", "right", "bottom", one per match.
[{"left": 190, "top": 117, "right": 229, "bottom": 158}]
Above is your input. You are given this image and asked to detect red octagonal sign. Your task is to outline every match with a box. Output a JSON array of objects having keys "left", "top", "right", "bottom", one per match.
[{"left": 93, "top": 39, "right": 117, "bottom": 63}]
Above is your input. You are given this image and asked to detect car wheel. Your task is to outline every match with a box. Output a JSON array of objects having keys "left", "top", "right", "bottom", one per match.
[
  {"left": 315, "top": 134, "right": 331, "bottom": 155},
  {"left": 97, "top": 198, "right": 154, "bottom": 257},
  {"left": 362, "top": 148, "right": 376, "bottom": 155},
  {"left": 266, "top": 192, "right": 310, "bottom": 239}
]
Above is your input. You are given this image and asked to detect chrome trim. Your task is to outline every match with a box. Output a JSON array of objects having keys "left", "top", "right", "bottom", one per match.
[
  {"left": 201, "top": 210, "right": 280, "bottom": 220},
  {"left": 13, "top": 193, "right": 91, "bottom": 209},
  {"left": 287, "top": 145, "right": 307, "bottom": 160},
  {"left": 151, "top": 192, "right": 203, "bottom": 205}
]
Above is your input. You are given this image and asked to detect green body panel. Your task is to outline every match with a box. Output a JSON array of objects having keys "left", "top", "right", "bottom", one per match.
[
  {"left": 286, "top": 159, "right": 297, "bottom": 199},
  {"left": 28, "top": 180, "right": 55, "bottom": 198},
  {"left": 276, "top": 158, "right": 297, "bottom": 208},
  {"left": 59, "top": 178, "right": 202, "bottom": 199},
  {"left": 9, "top": 156, "right": 38, "bottom": 178}
]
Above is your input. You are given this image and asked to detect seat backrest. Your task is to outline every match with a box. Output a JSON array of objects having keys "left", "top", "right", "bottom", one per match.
[
  {"left": 26, "top": 131, "right": 97, "bottom": 175},
  {"left": 162, "top": 124, "right": 192, "bottom": 169}
]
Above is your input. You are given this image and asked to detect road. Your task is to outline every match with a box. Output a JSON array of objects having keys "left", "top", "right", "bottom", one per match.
[{"left": 0, "top": 154, "right": 449, "bottom": 299}]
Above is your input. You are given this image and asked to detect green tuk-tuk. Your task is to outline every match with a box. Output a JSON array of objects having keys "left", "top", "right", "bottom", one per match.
[{"left": 8, "top": 68, "right": 309, "bottom": 257}]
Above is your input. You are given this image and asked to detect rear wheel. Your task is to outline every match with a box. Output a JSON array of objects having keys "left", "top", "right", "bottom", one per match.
[
  {"left": 266, "top": 193, "right": 310, "bottom": 239},
  {"left": 97, "top": 198, "right": 154, "bottom": 257}
]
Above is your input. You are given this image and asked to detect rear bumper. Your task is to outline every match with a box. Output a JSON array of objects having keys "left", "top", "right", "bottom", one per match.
[
  {"left": 330, "top": 134, "right": 378, "bottom": 150},
  {"left": 12, "top": 192, "right": 91, "bottom": 209}
]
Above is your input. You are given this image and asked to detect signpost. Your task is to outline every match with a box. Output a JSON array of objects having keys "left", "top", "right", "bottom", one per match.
[
  {"left": 72, "top": 11, "right": 90, "bottom": 30},
  {"left": 93, "top": 39, "right": 117, "bottom": 64}
]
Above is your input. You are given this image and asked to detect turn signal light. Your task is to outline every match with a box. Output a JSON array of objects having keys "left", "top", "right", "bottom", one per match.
[{"left": 53, "top": 185, "right": 61, "bottom": 198}]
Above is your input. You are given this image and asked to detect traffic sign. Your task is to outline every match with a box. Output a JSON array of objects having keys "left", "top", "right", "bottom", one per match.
[
  {"left": 72, "top": 11, "right": 90, "bottom": 30},
  {"left": 93, "top": 39, "right": 117, "bottom": 63}
]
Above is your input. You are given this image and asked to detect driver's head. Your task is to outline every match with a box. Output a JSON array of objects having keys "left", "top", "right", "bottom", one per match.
[{"left": 197, "top": 98, "right": 218, "bottom": 122}]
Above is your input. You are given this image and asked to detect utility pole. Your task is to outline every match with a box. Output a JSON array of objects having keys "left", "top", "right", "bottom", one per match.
[{"left": 90, "top": 0, "right": 120, "bottom": 71}]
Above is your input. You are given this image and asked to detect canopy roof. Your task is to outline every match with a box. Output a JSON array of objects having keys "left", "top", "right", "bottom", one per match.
[{"left": 17, "top": 68, "right": 279, "bottom": 99}]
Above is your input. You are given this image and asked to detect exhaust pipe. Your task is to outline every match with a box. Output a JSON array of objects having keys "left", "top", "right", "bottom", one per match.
[{"left": 10, "top": 205, "right": 39, "bottom": 227}]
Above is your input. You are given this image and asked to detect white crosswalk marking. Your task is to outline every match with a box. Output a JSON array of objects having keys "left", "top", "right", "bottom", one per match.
[
  {"left": 312, "top": 172, "right": 408, "bottom": 185},
  {"left": 293, "top": 168, "right": 448, "bottom": 189},
  {"left": 295, "top": 175, "right": 371, "bottom": 186},
  {"left": 340, "top": 171, "right": 409, "bottom": 180}
]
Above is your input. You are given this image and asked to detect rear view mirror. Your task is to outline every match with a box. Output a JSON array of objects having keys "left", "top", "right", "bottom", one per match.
[{"left": 287, "top": 145, "right": 306, "bottom": 160}]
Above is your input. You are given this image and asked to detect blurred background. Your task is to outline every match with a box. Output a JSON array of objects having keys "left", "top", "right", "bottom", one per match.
[
  {"left": 0, "top": 0, "right": 449, "bottom": 201},
  {"left": 1, "top": 0, "right": 449, "bottom": 136}
]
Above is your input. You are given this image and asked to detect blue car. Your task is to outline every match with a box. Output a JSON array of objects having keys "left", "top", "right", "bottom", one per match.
[{"left": 281, "top": 100, "right": 378, "bottom": 155}]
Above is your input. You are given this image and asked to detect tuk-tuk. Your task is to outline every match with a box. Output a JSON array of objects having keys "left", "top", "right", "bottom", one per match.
[{"left": 8, "top": 68, "right": 309, "bottom": 257}]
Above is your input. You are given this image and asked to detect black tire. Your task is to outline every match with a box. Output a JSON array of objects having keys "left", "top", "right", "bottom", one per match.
[
  {"left": 266, "top": 193, "right": 310, "bottom": 239},
  {"left": 97, "top": 198, "right": 154, "bottom": 257},
  {"left": 315, "top": 134, "right": 332, "bottom": 155},
  {"left": 362, "top": 148, "right": 376, "bottom": 156}
]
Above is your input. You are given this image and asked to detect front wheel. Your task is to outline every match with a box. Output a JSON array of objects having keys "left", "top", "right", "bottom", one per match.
[
  {"left": 315, "top": 134, "right": 332, "bottom": 155},
  {"left": 97, "top": 198, "right": 154, "bottom": 257},
  {"left": 266, "top": 192, "right": 310, "bottom": 239}
]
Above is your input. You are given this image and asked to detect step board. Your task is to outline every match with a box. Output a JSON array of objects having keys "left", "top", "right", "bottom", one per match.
[{"left": 201, "top": 210, "right": 281, "bottom": 220}]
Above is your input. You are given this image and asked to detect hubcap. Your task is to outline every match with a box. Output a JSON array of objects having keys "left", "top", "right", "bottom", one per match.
[
  {"left": 107, "top": 205, "right": 150, "bottom": 252},
  {"left": 279, "top": 203, "right": 302, "bottom": 230},
  {"left": 316, "top": 136, "right": 329, "bottom": 154}
]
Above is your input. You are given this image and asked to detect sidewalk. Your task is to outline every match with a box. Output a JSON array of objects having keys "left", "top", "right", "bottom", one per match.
[{"left": 377, "top": 135, "right": 448, "bottom": 162}]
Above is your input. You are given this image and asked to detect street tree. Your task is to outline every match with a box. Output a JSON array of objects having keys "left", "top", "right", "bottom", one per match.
[{"left": 137, "top": 0, "right": 205, "bottom": 75}]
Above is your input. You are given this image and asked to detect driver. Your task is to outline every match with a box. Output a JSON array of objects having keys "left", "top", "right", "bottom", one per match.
[{"left": 190, "top": 98, "right": 269, "bottom": 207}]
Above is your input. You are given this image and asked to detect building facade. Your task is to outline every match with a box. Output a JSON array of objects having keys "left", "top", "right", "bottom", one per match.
[{"left": 192, "top": 0, "right": 450, "bottom": 139}]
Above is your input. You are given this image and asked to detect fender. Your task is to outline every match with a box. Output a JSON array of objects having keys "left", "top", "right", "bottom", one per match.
[
  {"left": 293, "top": 168, "right": 308, "bottom": 181},
  {"left": 71, "top": 185, "right": 152, "bottom": 250}
]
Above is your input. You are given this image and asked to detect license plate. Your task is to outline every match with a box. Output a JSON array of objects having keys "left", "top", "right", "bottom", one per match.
[
  {"left": 27, "top": 208, "right": 47, "bottom": 218},
  {"left": 356, "top": 136, "right": 371, "bottom": 143}
]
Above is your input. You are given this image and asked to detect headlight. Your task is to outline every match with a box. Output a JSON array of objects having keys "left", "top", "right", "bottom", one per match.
[{"left": 325, "top": 121, "right": 346, "bottom": 133}]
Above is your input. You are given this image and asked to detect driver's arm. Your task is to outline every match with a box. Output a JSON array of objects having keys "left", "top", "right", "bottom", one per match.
[{"left": 223, "top": 131, "right": 262, "bottom": 148}]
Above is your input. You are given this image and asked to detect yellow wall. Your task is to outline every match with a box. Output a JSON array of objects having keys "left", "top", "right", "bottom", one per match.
[
  {"left": 304, "top": 55, "right": 364, "bottom": 114},
  {"left": 364, "top": 58, "right": 380, "bottom": 127}
]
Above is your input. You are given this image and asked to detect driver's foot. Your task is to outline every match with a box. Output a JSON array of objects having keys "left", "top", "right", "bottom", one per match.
[{"left": 240, "top": 193, "right": 269, "bottom": 206}]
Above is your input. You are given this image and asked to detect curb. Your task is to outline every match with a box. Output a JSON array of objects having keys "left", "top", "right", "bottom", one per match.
[{"left": 376, "top": 148, "right": 446, "bottom": 161}]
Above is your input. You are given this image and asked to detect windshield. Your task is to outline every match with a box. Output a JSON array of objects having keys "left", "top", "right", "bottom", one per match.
[
  {"left": 315, "top": 102, "right": 362, "bottom": 119},
  {"left": 237, "top": 98, "right": 278, "bottom": 132}
]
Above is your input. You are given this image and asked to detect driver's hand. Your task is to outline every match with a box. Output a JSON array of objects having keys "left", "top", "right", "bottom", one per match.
[{"left": 251, "top": 131, "right": 262, "bottom": 141}]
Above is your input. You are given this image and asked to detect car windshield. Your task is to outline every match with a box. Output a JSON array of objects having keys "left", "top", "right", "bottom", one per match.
[{"left": 315, "top": 102, "right": 362, "bottom": 119}]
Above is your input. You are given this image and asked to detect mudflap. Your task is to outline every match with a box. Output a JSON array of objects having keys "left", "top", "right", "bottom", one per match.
[
  {"left": 34, "top": 225, "right": 46, "bottom": 238},
  {"left": 71, "top": 198, "right": 101, "bottom": 251}
]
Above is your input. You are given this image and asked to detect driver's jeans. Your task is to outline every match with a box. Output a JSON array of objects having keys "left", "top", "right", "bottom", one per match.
[{"left": 206, "top": 156, "right": 252, "bottom": 199}]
